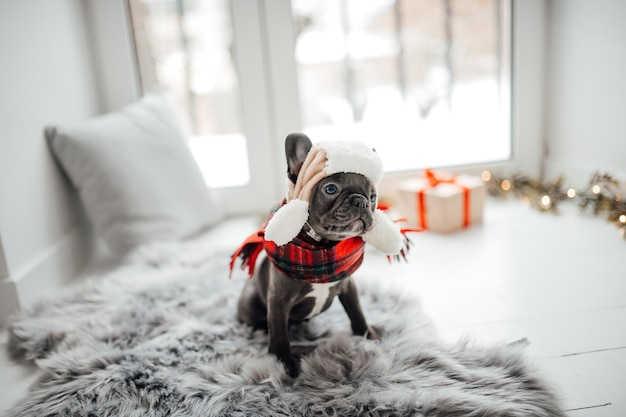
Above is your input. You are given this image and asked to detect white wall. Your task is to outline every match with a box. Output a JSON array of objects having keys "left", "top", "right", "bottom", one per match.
[
  {"left": 511, "top": 0, "right": 547, "bottom": 177},
  {"left": 0, "top": 0, "right": 154, "bottom": 326},
  {"left": 0, "top": 0, "right": 102, "bottom": 322},
  {"left": 85, "top": 0, "right": 141, "bottom": 112},
  {"left": 545, "top": 0, "right": 626, "bottom": 186}
]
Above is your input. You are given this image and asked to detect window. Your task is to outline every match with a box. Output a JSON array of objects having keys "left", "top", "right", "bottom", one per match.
[
  {"left": 128, "top": 0, "right": 520, "bottom": 213},
  {"left": 129, "top": 0, "right": 250, "bottom": 188},
  {"left": 289, "top": 0, "right": 511, "bottom": 171}
]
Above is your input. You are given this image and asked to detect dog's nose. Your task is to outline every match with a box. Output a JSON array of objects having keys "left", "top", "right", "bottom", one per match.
[{"left": 350, "top": 195, "right": 369, "bottom": 210}]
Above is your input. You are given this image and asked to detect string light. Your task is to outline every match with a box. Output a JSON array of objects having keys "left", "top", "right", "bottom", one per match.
[{"left": 484, "top": 171, "right": 625, "bottom": 240}]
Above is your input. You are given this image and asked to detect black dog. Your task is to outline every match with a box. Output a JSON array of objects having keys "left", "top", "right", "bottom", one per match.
[{"left": 236, "top": 133, "right": 382, "bottom": 377}]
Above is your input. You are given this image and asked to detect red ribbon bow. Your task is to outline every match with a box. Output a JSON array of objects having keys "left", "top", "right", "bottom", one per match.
[{"left": 418, "top": 169, "right": 471, "bottom": 230}]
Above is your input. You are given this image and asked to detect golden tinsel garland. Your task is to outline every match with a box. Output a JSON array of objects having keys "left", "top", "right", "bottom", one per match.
[{"left": 482, "top": 171, "right": 626, "bottom": 239}]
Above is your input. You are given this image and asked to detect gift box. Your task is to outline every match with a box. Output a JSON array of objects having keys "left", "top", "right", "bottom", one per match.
[{"left": 396, "top": 169, "right": 487, "bottom": 233}]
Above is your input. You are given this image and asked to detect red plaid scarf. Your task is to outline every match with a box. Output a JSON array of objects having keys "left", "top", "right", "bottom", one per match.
[
  {"left": 266, "top": 232, "right": 364, "bottom": 283},
  {"left": 229, "top": 201, "right": 421, "bottom": 283},
  {"left": 229, "top": 228, "right": 365, "bottom": 284}
]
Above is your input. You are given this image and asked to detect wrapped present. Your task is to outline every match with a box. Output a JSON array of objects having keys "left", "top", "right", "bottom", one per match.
[{"left": 396, "top": 169, "right": 487, "bottom": 233}]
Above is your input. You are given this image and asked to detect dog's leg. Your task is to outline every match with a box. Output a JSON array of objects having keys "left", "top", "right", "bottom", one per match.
[
  {"left": 267, "top": 295, "right": 299, "bottom": 377},
  {"left": 237, "top": 279, "right": 268, "bottom": 330},
  {"left": 339, "top": 278, "right": 380, "bottom": 340},
  {"left": 266, "top": 271, "right": 300, "bottom": 377}
]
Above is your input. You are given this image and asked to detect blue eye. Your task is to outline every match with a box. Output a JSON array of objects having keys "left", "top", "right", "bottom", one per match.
[
  {"left": 324, "top": 184, "right": 338, "bottom": 195},
  {"left": 370, "top": 194, "right": 377, "bottom": 203}
]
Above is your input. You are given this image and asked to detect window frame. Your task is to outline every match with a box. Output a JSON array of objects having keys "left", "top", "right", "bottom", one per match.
[{"left": 91, "top": 0, "right": 547, "bottom": 216}]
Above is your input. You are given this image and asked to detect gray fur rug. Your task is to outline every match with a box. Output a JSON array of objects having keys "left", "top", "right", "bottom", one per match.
[{"left": 6, "top": 243, "right": 565, "bottom": 416}]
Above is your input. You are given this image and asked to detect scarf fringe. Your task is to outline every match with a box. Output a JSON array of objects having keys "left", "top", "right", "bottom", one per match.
[
  {"left": 386, "top": 224, "right": 424, "bottom": 263},
  {"left": 229, "top": 230, "right": 265, "bottom": 278}
]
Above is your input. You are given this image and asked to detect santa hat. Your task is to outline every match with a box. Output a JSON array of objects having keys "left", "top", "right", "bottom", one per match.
[{"left": 263, "top": 139, "right": 405, "bottom": 255}]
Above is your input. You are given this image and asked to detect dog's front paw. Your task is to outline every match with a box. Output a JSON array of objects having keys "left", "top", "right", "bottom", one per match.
[
  {"left": 365, "top": 325, "right": 382, "bottom": 341},
  {"left": 276, "top": 354, "right": 300, "bottom": 378}
]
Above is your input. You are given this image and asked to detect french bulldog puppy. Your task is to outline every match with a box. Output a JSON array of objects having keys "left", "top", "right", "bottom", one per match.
[{"left": 237, "top": 133, "right": 380, "bottom": 377}]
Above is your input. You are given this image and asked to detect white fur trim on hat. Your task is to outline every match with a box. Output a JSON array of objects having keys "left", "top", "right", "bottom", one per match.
[
  {"left": 317, "top": 139, "right": 383, "bottom": 183},
  {"left": 362, "top": 209, "right": 404, "bottom": 255},
  {"left": 264, "top": 199, "right": 309, "bottom": 246}
]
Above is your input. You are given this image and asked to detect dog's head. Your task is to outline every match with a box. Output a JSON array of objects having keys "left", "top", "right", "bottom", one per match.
[
  {"left": 285, "top": 133, "right": 377, "bottom": 241},
  {"left": 265, "top": 133, "right": 404, "bottom": 254}
]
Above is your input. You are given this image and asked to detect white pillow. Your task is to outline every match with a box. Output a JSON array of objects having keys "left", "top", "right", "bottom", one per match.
[{"left": 47, "top": 92, "right": 223, "bottom": 257}]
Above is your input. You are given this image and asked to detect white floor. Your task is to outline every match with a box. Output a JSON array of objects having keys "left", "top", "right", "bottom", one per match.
[{"left": 1, "top": 199, "right": 625, "bottom": 415}]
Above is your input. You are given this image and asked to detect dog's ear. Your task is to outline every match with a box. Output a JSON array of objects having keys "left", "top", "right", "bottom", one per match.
[{"left": 285, "top": 133, "right": 312, "bottom": 184}]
